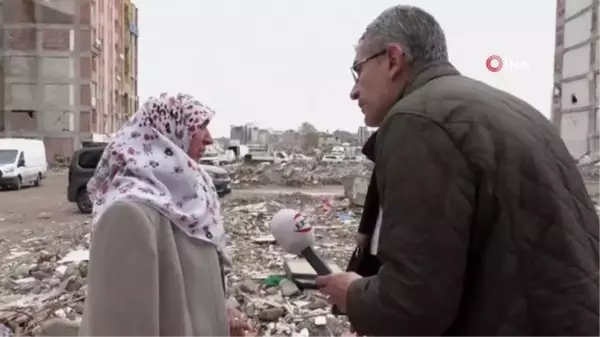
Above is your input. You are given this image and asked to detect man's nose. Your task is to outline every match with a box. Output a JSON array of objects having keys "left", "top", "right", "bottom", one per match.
[
  {"left": 350, "top": 83, "right": 359, "bottom": 100},
  {"left": 203, "top": 130, "right": 213, "bottom": 145}
]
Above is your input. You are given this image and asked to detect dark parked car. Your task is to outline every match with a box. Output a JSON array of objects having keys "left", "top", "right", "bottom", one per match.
[{"left": 67, "top": 146, "right": 232, "bottom": 214}]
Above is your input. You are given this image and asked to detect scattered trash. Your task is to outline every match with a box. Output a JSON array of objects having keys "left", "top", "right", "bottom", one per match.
[
  {"left": 0, "top": 323, "right": 12, "bottom": 337},
  {"left": 263, "top": 275, "right": 284, "bottom": 287},
  {"left": 0, "top": 193, "right": 360, "bottom": 336},
  {"left": 578, "top": 156, "right": 600, "bottom": 181}
]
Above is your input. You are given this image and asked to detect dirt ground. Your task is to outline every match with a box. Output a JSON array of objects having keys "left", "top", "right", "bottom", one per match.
[{"left": 0, "top": 172, "right": 87, "bottom": 245}]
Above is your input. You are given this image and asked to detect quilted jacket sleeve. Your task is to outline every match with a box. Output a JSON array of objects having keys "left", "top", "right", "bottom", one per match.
[{"left": 346, "top": 113, "right": 476, "bottom": 336}]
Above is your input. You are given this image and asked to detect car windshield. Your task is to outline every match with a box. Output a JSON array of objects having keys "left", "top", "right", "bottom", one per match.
[{"left": 0, "top": 150, "right": 18, "bottom": 164}]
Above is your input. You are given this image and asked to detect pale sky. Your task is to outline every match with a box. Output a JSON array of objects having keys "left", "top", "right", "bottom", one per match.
[{"left": 135, "top": 0, "right": 557, "bottom": 137}]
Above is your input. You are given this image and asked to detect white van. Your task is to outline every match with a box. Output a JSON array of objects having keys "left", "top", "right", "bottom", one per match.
[{"left": 0, "top": 138, "right": 48, "bottom": 190}]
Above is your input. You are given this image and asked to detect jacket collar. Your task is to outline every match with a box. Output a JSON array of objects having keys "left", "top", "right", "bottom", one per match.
[
  {"left": 399, "top": 61, "right": 460, "bottom": 99},
  {"left": 361, "top": 131, "right": 378, "bottom": 161},
  {"left": 362, "top": 62, "right": 459, "bottom": 162}
]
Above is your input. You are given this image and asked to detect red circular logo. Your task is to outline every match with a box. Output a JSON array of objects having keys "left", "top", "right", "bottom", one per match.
[{"left": 486, "top": 55, "right": 503, "bottom": 72}]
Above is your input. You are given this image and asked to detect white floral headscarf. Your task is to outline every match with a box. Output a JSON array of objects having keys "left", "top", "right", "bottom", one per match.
[{"left": 87, "top": 93, "right": 224, "bottom": 248}]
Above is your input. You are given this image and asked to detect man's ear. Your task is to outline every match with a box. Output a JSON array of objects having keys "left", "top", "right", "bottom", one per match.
[{"left": 386, "top": 44, "right": 406, "bottom": 79}]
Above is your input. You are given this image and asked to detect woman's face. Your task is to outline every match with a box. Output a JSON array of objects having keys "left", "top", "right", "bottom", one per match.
[{"left": 188, "top": 124, "right": 213, "bottom": 160}]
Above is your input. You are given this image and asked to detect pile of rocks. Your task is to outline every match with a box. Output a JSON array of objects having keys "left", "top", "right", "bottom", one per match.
[
  {"left": 0, "top": 194, "right": 361, "bottom": 336},
  {"left": 230, "top": 162, "right": 373, "bottom": 188},
  {"left": 49, "top": 155, "right": 71, "bottom": 169},
  {"left": 578, "top": 156, "right": 599, "bottom": 181},
  {"left": 0, "top": 220, "right": 90, "bottom": 335}
]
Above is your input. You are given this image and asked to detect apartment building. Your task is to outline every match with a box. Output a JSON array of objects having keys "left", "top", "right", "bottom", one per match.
[
  {"left": 230, "top": 123, "right": 259, "bottom": 145},
  {"left": 356, "top": 126, "right": 370, "bottom": 145},
  {"left": 0, "top": 0, "right": 139, "bottom": 160},
  {"left": 122, "top": 0, "right": 138, "bottom": 118}
]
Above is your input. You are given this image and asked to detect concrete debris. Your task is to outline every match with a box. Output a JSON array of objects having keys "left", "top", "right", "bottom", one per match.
[
  {"left": 578, "top": 156, "right": 599, "bottom": 181},
  {"left": 279, "top": 279, "right": 301, "bottom": 297},
  {"left": 37, "top": 318, "right": 80, "bottom": 336},
  {"left": 577, "top": 156, "right": 599, "bottom": 206},
  {"left": 50, "top": 155, "right": 71, "bottom": 169},
  {"left": 230, "top": 162, "right": 373, "bottom": 187},
  {"left": 49, "top": 166, "right": 69, "bottom": 176},
  {"left": 341, "top": 175, "right": 370, "bottom": 207},
  {"left": 0, "top": 193, "right": 361, "bottom": 336}
]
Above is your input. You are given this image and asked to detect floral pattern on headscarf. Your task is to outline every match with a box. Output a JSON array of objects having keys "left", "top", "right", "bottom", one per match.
[{"left": 87, "top": 93, "right": 224, "bottom": 248}]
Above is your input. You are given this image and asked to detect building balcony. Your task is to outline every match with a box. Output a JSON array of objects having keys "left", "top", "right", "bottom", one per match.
[
  {"left": 129, "top": 23, "right": 138, "bottom": 37},
  {"left": 91, "top": 38, "right": 102, "bottom": 56}
]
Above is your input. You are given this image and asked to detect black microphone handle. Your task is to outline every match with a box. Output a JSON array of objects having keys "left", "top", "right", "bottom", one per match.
[
  {"left": 300, "top": 246, "right": 332, "bottom": 275},
  {"left": 299, "top": 246, "right": 345, "bottom": 315}
]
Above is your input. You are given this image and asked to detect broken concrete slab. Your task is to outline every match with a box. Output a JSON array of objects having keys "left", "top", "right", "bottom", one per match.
[
  {"left": 342, "top": 174, "right": 370, "bottom": 207},
  {"left": 230, "top": 161, "right": 373, "bottom": 188},
  {"left": 37, "top": 318, "right": 80, "bottom": 336}
]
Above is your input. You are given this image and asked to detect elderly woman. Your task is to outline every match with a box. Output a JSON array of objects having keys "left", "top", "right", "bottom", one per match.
[{"left": 80, "top": 93, "right": 248, "bottom": 336}]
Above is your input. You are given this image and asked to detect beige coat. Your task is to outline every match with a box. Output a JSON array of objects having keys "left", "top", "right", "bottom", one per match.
[{"left": 80, "top": 201, "right": 229, "bottom": 336}]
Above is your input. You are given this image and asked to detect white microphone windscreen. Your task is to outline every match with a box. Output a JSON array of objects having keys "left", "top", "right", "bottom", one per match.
[{"left": 270, "top": 209, "right": 315, "bottom": 255}]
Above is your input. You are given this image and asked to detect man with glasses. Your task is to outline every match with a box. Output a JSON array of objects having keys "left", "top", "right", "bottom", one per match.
[{"left": 316, "top": 5, "right": 599, "bottom": 336}]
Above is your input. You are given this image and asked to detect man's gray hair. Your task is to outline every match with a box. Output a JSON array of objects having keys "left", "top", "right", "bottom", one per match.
[{"left": 359, "top": 5, "right": 448, "bottom": 65}]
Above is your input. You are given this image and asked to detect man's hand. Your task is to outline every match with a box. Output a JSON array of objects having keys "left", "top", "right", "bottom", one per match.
[
  {"left": 227, "top": 307, "right": 250, "bottom": 336},
  {"left": 316, "top": 272, "right": 362, "bottom": 312},
  {"left": 355, "top": 233, "right": 368, "bottom": 249}
]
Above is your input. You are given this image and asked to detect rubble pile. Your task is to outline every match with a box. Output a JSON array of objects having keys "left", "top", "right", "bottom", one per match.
[
  {"left": 577, "top": 157, "right": 599, "bottom": 181},
  {"left": 49, "top": 155, "right": 70, "bottom": 169},
  {"left": 230, "top": 162, "right": 373, "bottom": 187},
  {"left": 0, "top": 194, "right": 361, "bottom": 336},
  {"left": 0, "top": 221, "right": 90, "bottom": 336}
]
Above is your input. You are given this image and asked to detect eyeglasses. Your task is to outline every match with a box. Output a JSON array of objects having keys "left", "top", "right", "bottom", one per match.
[{"left": 351, "top": 50, "right": 386, "bottom": 82}]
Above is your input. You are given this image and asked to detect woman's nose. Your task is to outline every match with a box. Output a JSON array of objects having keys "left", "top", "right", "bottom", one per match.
[{"left": 203, "top": 130, "right": 213, "bottom": 145}]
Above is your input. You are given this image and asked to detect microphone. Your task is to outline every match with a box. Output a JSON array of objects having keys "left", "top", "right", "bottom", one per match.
[
  {"left": 270, "top": 208, "right": 345, "bottom": 316},
  {"left": 270, "top": 209, "right": 332, "bottom": 275}
]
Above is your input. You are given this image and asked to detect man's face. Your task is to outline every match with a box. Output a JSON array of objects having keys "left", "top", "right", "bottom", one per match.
[{"left": 350, "top": 43, "right": 407, "bottom": 127}]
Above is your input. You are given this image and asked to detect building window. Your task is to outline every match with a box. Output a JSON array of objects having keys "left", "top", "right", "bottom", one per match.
[
  {"left": 7, "top": 56, "right": 38, "bottom": 79},
  {"left": 80, "top": 110, "right": 91, "bottom": 133},
  {"left": 41, "top": 57, "right": 74, "bottom": 79},
  {"left": 7, "top": 84, "right": 35, "bottom": 109},
  {"left": 4, "top": 0, "right": 35, "bottom": 24},
  {"left": 40, "top": 0, "right": 76, "bottom": 24},
  {"left": 42, "top": 29, "right": 71, "bottom": 51},
  {"left": 6, "top": 28, "right": 36, "bottom": 51}
]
